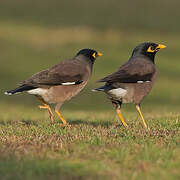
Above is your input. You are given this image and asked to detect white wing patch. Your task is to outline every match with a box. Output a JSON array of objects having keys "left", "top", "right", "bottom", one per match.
[
  {"left": 61, "top": 82, "right": 76, "bottom": 85},
  {"left": 28, "top": 88, "right": 48, "bottom": 96},
  {"left": 108, "top": 88, "right": 127, "bottom": 99},
  {"left": 137, "top": 80, "right": 151, "bottom": 83}
]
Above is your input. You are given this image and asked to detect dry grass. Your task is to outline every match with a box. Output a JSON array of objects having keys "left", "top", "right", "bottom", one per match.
[{"left": 0, "top": 102, "right": 179, "bottom": 179}]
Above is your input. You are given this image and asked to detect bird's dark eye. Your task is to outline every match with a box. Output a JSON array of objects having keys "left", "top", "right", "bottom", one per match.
[{"left": 150, "top": 46, "right": 155, "bottom": 50}]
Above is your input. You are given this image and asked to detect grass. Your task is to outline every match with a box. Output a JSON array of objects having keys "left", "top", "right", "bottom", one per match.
[
  {"left": 0, "top": 1, "right": 180, "bottom": 179},
  {"left": 0, "top": 102, "right": 179, "bottom": 180},
  {"left": 1, "top": 24, "right": 180, "bottom": 179}
]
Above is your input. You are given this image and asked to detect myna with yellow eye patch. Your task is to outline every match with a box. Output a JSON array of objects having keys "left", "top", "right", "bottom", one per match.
[
  {"left": 5, "top": 49, "right": 102, "bottom": 126},
  {"left": 93, "top": 42, "right": 165, "bottom": 129}
]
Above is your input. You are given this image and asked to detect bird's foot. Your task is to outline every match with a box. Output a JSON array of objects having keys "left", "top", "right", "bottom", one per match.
[
  {"left": 55, "top": 110, "right": 68, "bottom": 127},
  {"left": 121, "top": 121, "right": 129, "bottom": 128},
  {"left": 59, "top": 123, "right": 68, "bottom": 127},
  {"left": 115, "top": 123, "right": 128, "bottom": 128},
  {"left": 49, "top": 114, "right": 54, "bottom": 123},
  {"left": 38, "top": 105, "right": 48, "bottom": 109},
  {"left": 116, "top": 109, "right": 129, "bottom": 128},
  {"left": 38, "top": 104, "right": 54, "bottom": 122}
]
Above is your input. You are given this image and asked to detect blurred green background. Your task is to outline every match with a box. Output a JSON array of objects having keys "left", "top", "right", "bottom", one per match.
[{"left": 1, "top": 0, "right": 180, "bottom": 113}]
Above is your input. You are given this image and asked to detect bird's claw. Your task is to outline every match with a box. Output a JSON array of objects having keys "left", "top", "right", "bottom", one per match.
[
  {"left": 38, "top": 104, "right": 54, "bottom": 122},
  {"left": 38, "top": 105, "right": 48, "bottom": 109}
]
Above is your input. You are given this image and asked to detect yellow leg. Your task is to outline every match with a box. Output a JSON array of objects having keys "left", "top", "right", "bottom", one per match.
[
  {"left": 116, "top": 108, "right": 128, "bottom": 128},
  {"left": 55, "top": 110, "right": 67, "bottom": 126},
  {"left": 36, "top": 96, "right": 54, "bottom": 122},
  {"left": 136, "top": 105, "right": 147, "bottom": 129}
]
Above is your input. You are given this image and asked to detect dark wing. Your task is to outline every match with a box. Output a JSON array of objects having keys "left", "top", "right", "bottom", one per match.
[
  {"left": 98, "top": 59, "right": 156, "bottom": 83},
  {"left": 21, "top": 59, "right": 88, "bottom": 87}
]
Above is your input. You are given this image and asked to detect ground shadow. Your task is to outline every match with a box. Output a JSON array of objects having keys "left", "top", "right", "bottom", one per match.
[
  {"left": 0, "top": 118, "right": 123, "bottom": 129},
  {"left": 0, "top": 119, "right": 38, "bottom": 126},
  {"left": 20, "top": 119, "right": 38, "bottom": 126},
  {"left": 67, "top": 119, "right": 115, "bottom": 128}
]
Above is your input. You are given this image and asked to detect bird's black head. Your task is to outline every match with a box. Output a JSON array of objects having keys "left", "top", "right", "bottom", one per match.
[
  {"left": 76, "top": 48, "right": 102, "bottom": 63},
  {"left": 131, "top": 42, "right": 166, "bottom": 62}
]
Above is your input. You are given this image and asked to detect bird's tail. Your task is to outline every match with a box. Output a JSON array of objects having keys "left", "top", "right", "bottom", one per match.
[
  {"left": 4, "top": 85, "right": 36, "bottom": 95},
  {"left": 92, "top": 85, "right": 107, "bottom": 92}
]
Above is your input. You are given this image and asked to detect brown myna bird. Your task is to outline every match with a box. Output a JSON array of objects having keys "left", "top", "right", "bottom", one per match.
[
  {"left": 93, "top": 42, "right": 166, "bottom": 128},
  {"left": 5, "top": 49, "right": 102, "bottom": 126}
]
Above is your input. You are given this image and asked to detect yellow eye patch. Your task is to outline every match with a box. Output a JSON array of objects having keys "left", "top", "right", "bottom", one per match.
[
  {"left": 147, "top": 46, "right": 156, "bottom": 53},
  {"left": 92, "top": 52, "right": 96, "bottom": 58},
  {"left": 147, "top": 44, "right": 166, "bottom": 53}
]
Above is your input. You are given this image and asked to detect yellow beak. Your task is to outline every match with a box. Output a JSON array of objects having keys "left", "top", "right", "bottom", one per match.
[
  {"left": 92, "top": 52, "right": 103, "bottom": 58},
  {"left": 157, "top": 44, "right": 166, "bottom": 49},
  {"left": 97, "top": 52, "right": 103, "bottom": 57}
]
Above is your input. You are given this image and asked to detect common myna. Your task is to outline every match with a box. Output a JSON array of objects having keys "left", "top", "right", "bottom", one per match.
[
  {"left": 5, "top": 49, "right": 102, "bottom": 126},
  {"left": 93, "top": 42, "right": 165, "bottom": 128}
]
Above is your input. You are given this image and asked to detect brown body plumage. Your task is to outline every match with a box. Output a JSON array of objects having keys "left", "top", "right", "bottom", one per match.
[
  {"left": 5, "top": 49, "right": 102, "bottom": 125},
  {"left": 93, "top": 42, "right": 165, "bottom": 128}
]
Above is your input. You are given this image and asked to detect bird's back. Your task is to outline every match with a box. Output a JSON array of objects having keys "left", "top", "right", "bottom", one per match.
[{"left": 97, "top": 57, "right": 157, "bottom": 104}]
